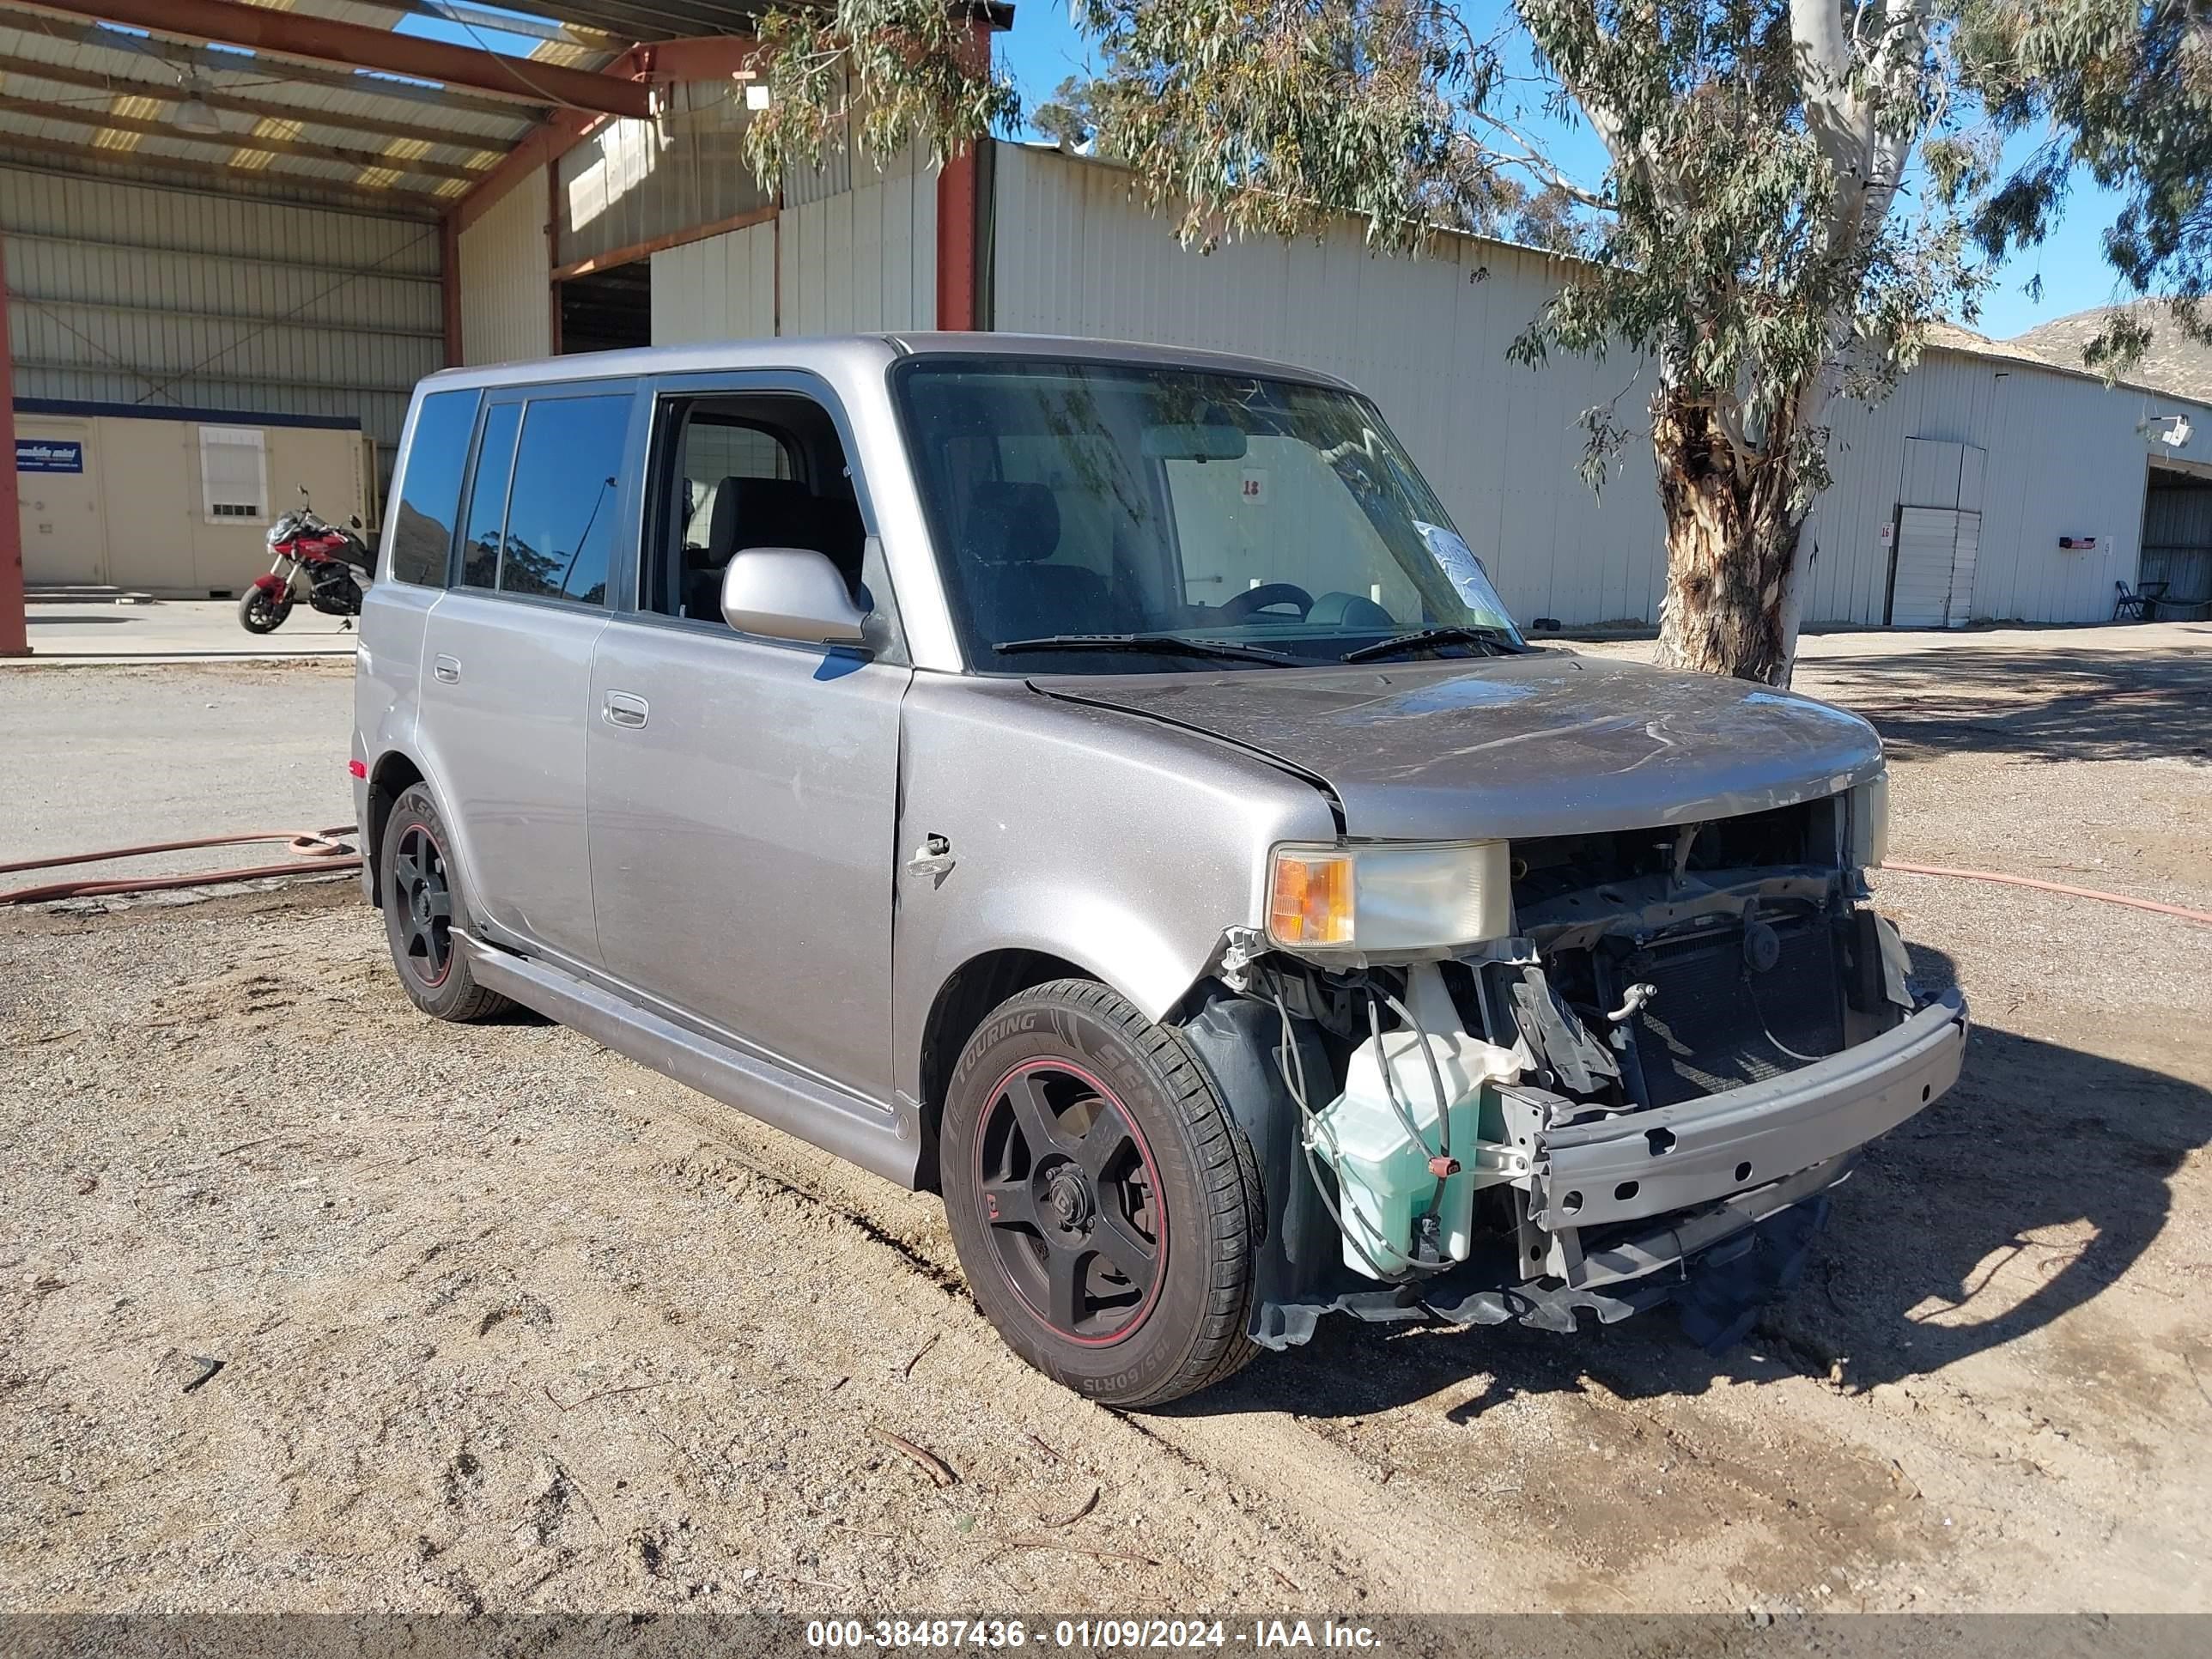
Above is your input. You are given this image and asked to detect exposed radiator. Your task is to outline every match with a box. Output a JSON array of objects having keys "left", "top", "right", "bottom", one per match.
[{"left": 1630, "top": 921, "right": 1847, "bottom": 1109}]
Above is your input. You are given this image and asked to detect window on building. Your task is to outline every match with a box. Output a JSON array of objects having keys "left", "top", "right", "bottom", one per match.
[
  {"left": 198, "top": 426, "right": 268, "bottom": 522},
  {"left": 497, "top": 393, "right": 632, "bottom": 607},
  {"left": 386, "top": 391, "right": 477, "bottom": 586},
  {"left": 459, "top": 402, "right": 522, "bottom": 591}
]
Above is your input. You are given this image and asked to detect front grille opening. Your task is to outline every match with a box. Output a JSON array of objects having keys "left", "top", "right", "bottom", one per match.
[
  {"left": 1619, "top": 919, "right": 1846, "bottom": 1108},
  {"left": 1510, "top": 798, "right": 1837, "bottom": 909}
]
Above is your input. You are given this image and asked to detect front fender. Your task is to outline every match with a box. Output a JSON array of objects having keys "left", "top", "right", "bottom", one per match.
[{"left": 890, "top": 673, "right": 1335, "bottom": 1107}]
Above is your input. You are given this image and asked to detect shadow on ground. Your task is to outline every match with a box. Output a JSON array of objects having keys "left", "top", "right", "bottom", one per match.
[
  {"left": 1174, "top": 944, "right": 2211, "bottom": 1420},
  {"left": 1804, "top": 645, "right": 2212, "bottom": 764}
]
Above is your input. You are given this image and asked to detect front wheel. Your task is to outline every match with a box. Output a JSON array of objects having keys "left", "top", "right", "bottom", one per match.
[
  {"left": 238, "top": 587, "right": 291, "bottom": 634},
  {"left": 940, "top": 980, "right": 1263, "bottom": 1408}
]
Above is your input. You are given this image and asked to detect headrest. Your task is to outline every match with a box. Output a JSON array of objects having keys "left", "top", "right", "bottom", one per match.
[
  {"left": 964, "top": 481, "right": 1060, "bottom": 566},
  {"left": 708, "top": 476, "right": 823, "bottom": 563}
]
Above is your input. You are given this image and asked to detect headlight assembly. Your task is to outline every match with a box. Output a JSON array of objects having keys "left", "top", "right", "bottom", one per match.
[{"left": 1267, "top": 840, "right": 1511, "bottom": 957}]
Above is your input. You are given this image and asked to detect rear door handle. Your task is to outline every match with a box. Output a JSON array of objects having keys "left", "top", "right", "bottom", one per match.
[
  {"left": 432, "top": 654, "right": 460, "bottom": 684},
  {"left": 604, "top": 690, "right": 649, "bottom": 729}
]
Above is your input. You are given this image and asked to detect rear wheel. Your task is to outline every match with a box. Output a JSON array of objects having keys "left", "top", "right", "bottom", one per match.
[
  {"left": 379, "top": 785, "right": 510, "bottom": 1023},
  {"left": 941, "top": 979, "right": 1262, "bottom": 1408},
  {"left": 237, "top": 588, "right": 290, "bottom": 634}
]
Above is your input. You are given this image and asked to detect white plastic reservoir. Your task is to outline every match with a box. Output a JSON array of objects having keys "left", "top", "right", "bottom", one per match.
[{"left": 1313, "top": 963, "right": 1523, "bottom": 1279}]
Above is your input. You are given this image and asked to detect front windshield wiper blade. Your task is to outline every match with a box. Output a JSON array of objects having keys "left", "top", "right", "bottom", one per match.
[
  {"left": 993, "top": 632, "right": 1300, "bottom": 666},
  {"left": 1340, "top": 625, "right": 1527, "bottom": 664}
]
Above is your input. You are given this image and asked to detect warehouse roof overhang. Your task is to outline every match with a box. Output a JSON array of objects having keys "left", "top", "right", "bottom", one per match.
[{"left": 0, "top": 1, "right": 1021, "bottom": 221}]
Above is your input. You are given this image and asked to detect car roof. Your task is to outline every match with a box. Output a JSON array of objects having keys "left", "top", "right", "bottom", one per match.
[{"left": 416, "top": 332, "right": 1357, "bottom": 395}]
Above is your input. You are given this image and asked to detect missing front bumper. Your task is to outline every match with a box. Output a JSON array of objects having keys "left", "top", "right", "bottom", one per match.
[{"left": 1218, "top": 988, "right": 1967, "bottom": 1352}]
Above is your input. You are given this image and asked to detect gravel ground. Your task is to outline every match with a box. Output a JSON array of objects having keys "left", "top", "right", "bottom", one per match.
[{"left": 2, "top": 631, "right": 2209, "bottom": 1615}]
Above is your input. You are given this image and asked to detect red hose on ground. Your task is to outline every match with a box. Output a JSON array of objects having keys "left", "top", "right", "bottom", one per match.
[
  {"left": 1881, "top": 859, "right": 2212, "bottom": 927},
  {"left": 0, "top": 828, "right": 361, "bottom": 905}
]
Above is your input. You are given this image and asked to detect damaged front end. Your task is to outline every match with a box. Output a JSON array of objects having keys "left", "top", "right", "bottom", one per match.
[{"left": 1177, "top": 787, "right": 1969, "bottom": 1352}]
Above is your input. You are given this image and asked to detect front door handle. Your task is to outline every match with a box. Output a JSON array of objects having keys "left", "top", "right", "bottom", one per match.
[
  {"left": 604, "top": 690, "right": 649, "bottom": 729},
  {"left": 432, "top": 654, "right": 460, "bottom": 684}
]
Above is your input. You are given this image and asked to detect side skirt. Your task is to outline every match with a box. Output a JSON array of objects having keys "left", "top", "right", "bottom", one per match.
[{"left": 456, "top": 932, "right": 923, "bottom": 1188}]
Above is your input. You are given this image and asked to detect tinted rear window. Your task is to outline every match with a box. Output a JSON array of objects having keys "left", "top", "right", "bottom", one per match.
[
  {"left": 498, "top": 394, "right": 630, "bottom": 608},
  {"left": 459, "top": 402, "right": 522, "bottom": 591},
  {"left": 386, "top": 390, "right": 477, "bottom": 586}
]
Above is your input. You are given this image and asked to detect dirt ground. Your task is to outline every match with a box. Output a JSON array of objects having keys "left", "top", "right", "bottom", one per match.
[{"left": 3, "top": 629, "right": 2209, "bottom": 1616}]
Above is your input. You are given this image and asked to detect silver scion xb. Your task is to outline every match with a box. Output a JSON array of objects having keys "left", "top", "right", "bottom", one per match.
[{"left": 354, "top": 336, "right": 1966, "bottom": 1407}]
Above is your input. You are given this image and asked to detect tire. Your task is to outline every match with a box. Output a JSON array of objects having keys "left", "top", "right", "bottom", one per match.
[
  {"left": 941, "top": 979, "right": 1262, "bottom": 1408},
  {"left": 378, "top": 785, "right": 511, "bottom": 1023},
  {"left": 238, "top": 588, "right": 291, "bottom": 634}
]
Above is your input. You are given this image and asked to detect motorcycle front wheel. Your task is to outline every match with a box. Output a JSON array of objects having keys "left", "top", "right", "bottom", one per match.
[{"left": 238, "top": 589, "right": 291, "bottom": 634}]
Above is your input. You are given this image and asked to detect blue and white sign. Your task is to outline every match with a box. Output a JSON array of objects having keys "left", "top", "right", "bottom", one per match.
[{"left": 16, "top": 438, "right": 84, "bottom": 474}]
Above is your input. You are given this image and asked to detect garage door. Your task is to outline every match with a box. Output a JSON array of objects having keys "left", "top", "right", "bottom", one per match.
[{"left": 1891, "top": 506, "right": 1982, "bottom": 628}]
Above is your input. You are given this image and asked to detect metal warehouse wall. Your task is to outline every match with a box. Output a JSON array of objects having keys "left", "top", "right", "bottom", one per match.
[
  {"left": 1805, "top": 355, "right": 2212, "bottom": 623},
  {"left": 651, "top": 147, "right": 936, "bottom": 345},
  {"left": 0, "top": 164, "right": 441, "bottom": 471},
  {"left": 557, "top": 81, "right": 769, "bottom": 271},
  {"left": 991, "top": 143, "right": 2212, "bottom": 628},
  {"left": 652, "top": 221, "right": 775, "bottom": 344},
  {"left": 459, "top": 176, "right": 551, "bottom": 368}
]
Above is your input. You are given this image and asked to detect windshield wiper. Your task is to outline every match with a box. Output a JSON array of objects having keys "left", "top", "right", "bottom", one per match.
[
  {"left": 1340, "top": 625, "right": 1526, "bottom": 664},
  {"left": 993, "top": 632, "right": 1299, "bottom": 666}
]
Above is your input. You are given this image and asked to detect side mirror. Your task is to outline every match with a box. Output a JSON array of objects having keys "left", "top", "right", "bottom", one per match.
[{"left": 720, "top": 546, "right": 867, "bottom": 647}]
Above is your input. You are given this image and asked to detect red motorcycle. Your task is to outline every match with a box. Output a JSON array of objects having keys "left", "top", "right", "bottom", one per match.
[{"left": 239, "top": 489, "right": 374, "bottom": 635}]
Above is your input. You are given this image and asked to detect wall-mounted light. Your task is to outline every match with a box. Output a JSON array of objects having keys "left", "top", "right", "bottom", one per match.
[{"left": 2136, "top": 412, "right": 2194, "bottom": 449}]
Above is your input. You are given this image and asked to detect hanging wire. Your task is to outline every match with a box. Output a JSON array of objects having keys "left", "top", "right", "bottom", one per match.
[{"left": 1273, "top": 988, "right": 1414, "bottom": 1285}]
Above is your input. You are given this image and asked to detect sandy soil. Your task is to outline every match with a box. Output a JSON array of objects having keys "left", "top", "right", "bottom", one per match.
[{"left": 3, "top": 635, "right": 2209, "bottom": 1615}]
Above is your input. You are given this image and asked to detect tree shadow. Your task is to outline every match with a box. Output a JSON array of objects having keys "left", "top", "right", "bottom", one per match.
[
  {"left": 1798, "top": 643, "right": 2212, "bottom": 765},
  {"left": 1170, "top": 941, "right": 2211, "bottom": 1420}
]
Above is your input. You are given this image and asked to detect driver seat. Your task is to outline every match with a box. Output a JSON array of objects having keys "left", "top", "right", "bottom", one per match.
[{"left": 961, "top": 481, "right": 1138, "bottom": 643}]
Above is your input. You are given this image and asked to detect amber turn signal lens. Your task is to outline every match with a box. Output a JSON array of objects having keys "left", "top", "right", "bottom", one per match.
[{"left": 1268, "top": 848, "right": 1355, "bottom": 947}]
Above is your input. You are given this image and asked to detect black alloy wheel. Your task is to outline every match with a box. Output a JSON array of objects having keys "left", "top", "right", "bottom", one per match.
[
  {"left": 941, "top": 979, "right": 1263, "bottom": 1407},
  {"left": 391, "top": 825, "right": 455, "bottom": 989},
  {"left": 973, "top": 1060, "right": 1166, "bottom": 1346},
  {"left": 377, "top": 783, "right": 510, "bottom": 1023}
]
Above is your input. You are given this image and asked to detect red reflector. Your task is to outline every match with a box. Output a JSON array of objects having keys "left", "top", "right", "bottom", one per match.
[{"left": 348, "top": 759, "right": 368, "bottom": 779}]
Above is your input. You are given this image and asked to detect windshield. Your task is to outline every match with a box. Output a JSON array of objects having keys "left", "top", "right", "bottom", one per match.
[{"left": 893, "top": 358, "right": 1522, "bottom": 672}]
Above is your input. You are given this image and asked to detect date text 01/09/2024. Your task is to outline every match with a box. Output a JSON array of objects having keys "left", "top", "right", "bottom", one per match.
[{"left": 803, "top": 1620, "right": 1383, "bottom": 1650}]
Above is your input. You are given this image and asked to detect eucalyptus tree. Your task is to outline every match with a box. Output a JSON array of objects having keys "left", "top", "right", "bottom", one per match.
[
  {"left": 1963, "top": 0, "right": 2212, "bottom": 369},
  {"left": 744, "top": 2, "right": 1993, "bottom": 684}
]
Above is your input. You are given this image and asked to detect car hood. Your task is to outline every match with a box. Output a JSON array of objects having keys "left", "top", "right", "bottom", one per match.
[{"left": 1036, "top": 651, "right": 1884, "bottom": 841}]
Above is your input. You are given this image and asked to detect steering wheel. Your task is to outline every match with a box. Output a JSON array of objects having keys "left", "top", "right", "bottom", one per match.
[{"left": 1219, "top": 582, "right": 1315, "bottom": 620}]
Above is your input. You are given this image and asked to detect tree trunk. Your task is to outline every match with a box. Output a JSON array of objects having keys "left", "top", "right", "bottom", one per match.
[{"left": 1650, "top": 390, "right": 1808, "bottom": 686}]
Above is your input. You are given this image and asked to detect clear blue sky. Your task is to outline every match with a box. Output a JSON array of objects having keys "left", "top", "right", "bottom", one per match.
[{"left": 402, "top": 3, "right": 2136, "bottom": 341}]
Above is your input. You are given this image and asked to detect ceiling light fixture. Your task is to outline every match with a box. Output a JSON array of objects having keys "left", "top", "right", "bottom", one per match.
[{"left": 171, "top": 76, "right": 222, "bottom": 135}]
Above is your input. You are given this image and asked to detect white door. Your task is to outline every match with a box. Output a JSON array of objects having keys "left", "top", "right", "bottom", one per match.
[
  {"left": 1891, "top": 506, "right": 1982, "bottom": 628},
  {"left": 16, "top": 421, "right": 104, "bottom": 586}
]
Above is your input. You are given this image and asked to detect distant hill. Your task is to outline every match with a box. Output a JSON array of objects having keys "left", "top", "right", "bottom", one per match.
[{"left": 2011, "top": 301, "right": 2212, "bottom": 404}]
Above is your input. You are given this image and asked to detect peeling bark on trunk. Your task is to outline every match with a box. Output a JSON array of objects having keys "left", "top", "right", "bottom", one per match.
[{"left": 1650, "top": 391, "right": 1807, "bottom": 686}]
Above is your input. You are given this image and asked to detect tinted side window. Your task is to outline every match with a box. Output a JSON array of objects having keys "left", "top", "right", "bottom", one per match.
[
  {"left": 387, "top": 390, "right": 477, "bottom": 586},
  {"left": 499, "top": 394, "right": 631, "bottom": 607},
  {"left": 459, "top": 402, "right": 521, "bottom": 590}
]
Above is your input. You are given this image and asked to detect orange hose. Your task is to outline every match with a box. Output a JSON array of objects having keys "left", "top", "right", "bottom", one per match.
[{"left": 1881, "top": 860, "right": 2212, "bottom": 927}]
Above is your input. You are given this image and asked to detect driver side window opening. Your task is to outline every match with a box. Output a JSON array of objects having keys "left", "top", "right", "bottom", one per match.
[{"left": 644, "top": 392, "right": 867, "bottom": 627}]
